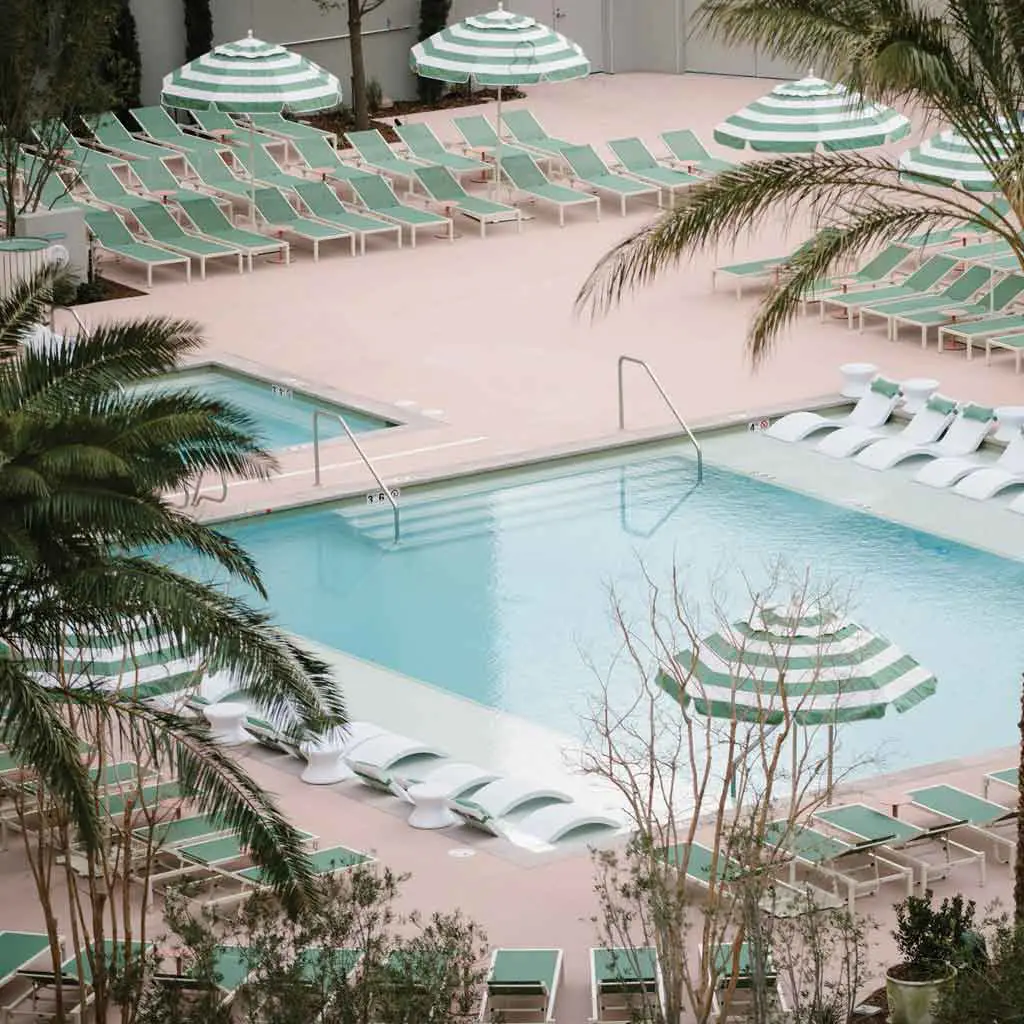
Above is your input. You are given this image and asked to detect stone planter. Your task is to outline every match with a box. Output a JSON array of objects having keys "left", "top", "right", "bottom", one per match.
[{"left": 885, "top": 967, "right": 955, "bottom": 1024}]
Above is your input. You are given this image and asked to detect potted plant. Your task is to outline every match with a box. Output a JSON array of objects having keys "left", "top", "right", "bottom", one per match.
[{"left": 886, "top": 890, "right": 980, "bottom": 1024}]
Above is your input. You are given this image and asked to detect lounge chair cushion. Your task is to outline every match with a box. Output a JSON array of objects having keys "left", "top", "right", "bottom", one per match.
[
  {"left": 925, "top": 394, "right": 958, "bottom": 416},
  {"left": 962, "top": 403, "right": 996, "bottom": 422},
  {"left": 870, "top": 377, "right": 901, "bottom": 399}
]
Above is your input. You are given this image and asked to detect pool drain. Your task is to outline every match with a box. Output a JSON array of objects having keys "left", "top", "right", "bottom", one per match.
[{"left": 448, "top": 848, "right": 476, "bottom": 859}]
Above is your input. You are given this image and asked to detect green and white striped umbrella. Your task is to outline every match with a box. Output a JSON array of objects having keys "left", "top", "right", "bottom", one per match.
[
  {"left": 658, "top": 603, "right": 937, "bottom": 726},
  {"left": 713, "top": 74, "right": 911, "bottom": 153},
  {"left": 410, "top": 3, "right": 588, "bottom": 196},
  {"left": 899, "top": 128, "right": 1008, "bottom": 192},
  {"left": 410, "top": 2, "right": 590, "bottom": 86},
  {"left": 161, "top": 31, "right": 342, "bottom": 114}
]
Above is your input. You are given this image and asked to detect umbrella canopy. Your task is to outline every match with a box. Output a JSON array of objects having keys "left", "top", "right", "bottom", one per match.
[
  {"left": 713, "top": 74, "right": 911, "bottom": 153},
  {"left": 658, "top": 603, "right": 937, "bottom": 726},
  {"left": 161, "top": 31, "right": 342, "bottom": 114},
  {"left": 410, "top": 2, "right": 590, "bottom": 86},
  {"left": 899, "top": 128, "right": 1007, "bottom": 192}
]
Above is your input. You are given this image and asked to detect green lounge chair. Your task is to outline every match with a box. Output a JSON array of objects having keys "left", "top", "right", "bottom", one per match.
[
  {"left": 658, "top": 841, "right": 742, "bottom": 887},
  {"left": 175, "top": 194, "right": 290, "bottom": 270},
  {"left": 207, "top": 845, "right": 372, "bottom": 909},
  {"left": 908, "top": 784, "right": 1016, "bottom": 863},
  {"left": 560, "top": 144, "right": 661, "bottom": 215},
  {"left": 187, "top": 108, "right": 239, "bottom": 138},
  {"left": 247, "top": 111, "right": 338, "bottom": 148},
  {"left": 814, "top": 802, "right": 985, "bottom": 888},
  {"left": 714, "top": 230, "right": 840, "bottom": 299},
  {"left": 128, "top": 157, "right": 190, "bottom": 198},
  {"left": 452, "top": 115, "right": 536, "bottom": 163},
  {"left": 132, "top": 202, "right": 245, "bottom": 278},
  {"left": 276, "top": 132, "right": 366, "bottom": 185},
  {"left": 130, "top": 106, "right": 228, "bottom": 157},
  {"left": 821, "top": 253, "right": 959, "bottom": 326},
  {"left": 32, "top": 119, "right": 125, "bottom": 169},
  {"left": 985, "top": 330, "right": 1024, "bottom": 372},
  {"left": 889, "top": 273, "right": 1024, "bottom": 347},
  {"left": 660, "top": 129, "right": 735, "bottom": 175},
  {"left": 186, "top": 151, "right": 256, "bottom": 202},
  {"left": 231, "top": 143, "right": 315, "bottom": 193},
  {"left": 84, "top": 209, "right": 191, "bottom": 287},
  {"left": 293, "top": 180, "right": 401, "bottom": 252},
  {"left": 502, "top": 109, "right": 577, "bottom": 156},
  {"left": 0, "top": 932, "right": 51, "bottom": 990},
  {"left": 706, "top": 942, "right": 788, "bottom": 1020},
  {"left": 84, "top": 112, "right": 183, "bottom": 163},
  {"left": 253, "top": 186, "right": 354, "bottom": 260},
  {"left": 480, "top": 948, "right": 563, "bottom": 1024},
  {"left": 344, "top": 130, "right": 424, "bottom": 193},
  {"left": 939, "top": 312, "right": 1024, "bottom": 355},
  {"left": 153, "top": 945, "right": 252, "bottom": 1004},
  {"left": 395, "top": 122, "right": 490, "bottom": 176},
  {"left": 77, "top": 161, "right": 155, "bottom": 210},
  {"left": 607, "top": 137, "right": 701, "bottom": 204},
  {"left": 805, "top": 243, "right": 916, "bottom": 311},
  {"left": 347, "top": 173, "right": 452, "bottom": 246},
  {"left": 590, "top": 947, "right": 663, "bottom": 1024},
  {"left": 18, "top": 152, "right": 77, "bottom": 211},
  {"left": 984, "top": 767, "right": 1019, "bottom": 798},
  {"left": 133, "top": 813, "right": 232, "bottom": 850},
  {"left": 763, "top": 819, "right": 912, "bottom": 911},
  {"left": 412, "top": 165, "right": 521, "bottom": 237},
  {"left": 857, "top": 264, "right": 992, "bottom": 337},
  {"left": 501, "top": 152, "right": 599, "bottom": 226}
]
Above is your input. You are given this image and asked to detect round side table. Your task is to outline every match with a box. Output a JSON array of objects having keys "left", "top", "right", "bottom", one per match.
[
  {"left": 406, "top": 783, "right": 458, "bottom": 830},
  {"left": 839, "top": 363, "right": 879, "bottom": 399},
  {"left": 300, "top": 742, "right": 353, "bottom": 785},
  {"left": 203, "top": 702, "right": 250, "bottom": 746},
  {"left": 994, "top": 406, "right": 1024, "bottom": 443},
  {"left": 900, "top": 377, "right": 940, "bottom": 414}
]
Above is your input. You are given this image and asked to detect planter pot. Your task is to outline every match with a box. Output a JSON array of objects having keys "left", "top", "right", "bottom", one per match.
[{"left": 885, "top": 967, "right": 955, "bottom": 1024}]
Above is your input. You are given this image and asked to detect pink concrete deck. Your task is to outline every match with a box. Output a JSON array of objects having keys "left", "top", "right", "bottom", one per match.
[{"left": 20, "top": 72, "right": 1019, "bottom": 1016}]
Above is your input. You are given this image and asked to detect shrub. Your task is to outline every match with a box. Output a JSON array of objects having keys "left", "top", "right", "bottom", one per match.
[
  {"left": 416, "top": 0, "right": 453, "bottom": 104},
  {"left": 891, "top": 891, "right": 980, "bottom": 982}
]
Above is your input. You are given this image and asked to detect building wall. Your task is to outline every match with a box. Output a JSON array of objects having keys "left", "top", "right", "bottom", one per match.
[{"left": 129, "top": 0, "right": 810, "bottom": 110}]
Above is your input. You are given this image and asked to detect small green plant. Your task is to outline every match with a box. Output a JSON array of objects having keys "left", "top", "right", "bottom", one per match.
[
  {"left": 891, "top": 891, "right": 979, "bottom": 982},
  {"left": 366, "top": 78, "right": 383, "bottom": 115}
]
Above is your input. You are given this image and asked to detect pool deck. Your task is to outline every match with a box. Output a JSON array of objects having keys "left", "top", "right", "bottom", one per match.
[{"left": 27, "top": 71, "right": 1023, "bottom": 1014}]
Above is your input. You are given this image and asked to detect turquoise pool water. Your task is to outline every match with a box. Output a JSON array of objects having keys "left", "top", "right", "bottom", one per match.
[
  {"left": 142, "top": 367, "right": 393, "bottom": 449},
  {"left": 173, "top": 445, "right": 1024, "bottom": 773}
]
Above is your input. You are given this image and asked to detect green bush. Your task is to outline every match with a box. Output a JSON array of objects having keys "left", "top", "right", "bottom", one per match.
[
  {"left": 184, "top": 0, "right": 214, "bottom": 61},
  {"left": 891, "top": 891, "right": 980, "bottom": 982},
  {"left": 934, "top": 924, "right": 1022, "bottom": 1024},
  {"left": 416, "top": 0, "right": 452, "bottom": 104},
  {"left": 104, "top": 0, "right": 142, "bottom": 114},
  {"left": 366, "top": 77, "right": 383, "bottom": 115}
]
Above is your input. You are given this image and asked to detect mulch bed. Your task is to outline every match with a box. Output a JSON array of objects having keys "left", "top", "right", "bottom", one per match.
[
  {"left": 307, "top": 87, "right": 526, "bottom": 147},
  {"left": 75, "top": 276, "right": 146, "bottom": 304}
]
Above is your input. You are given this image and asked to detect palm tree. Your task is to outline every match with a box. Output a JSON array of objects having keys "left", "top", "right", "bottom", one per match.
[
  {"left": 0, "top": 265, "right": 346, "bottom": 908},
  {"left": 577, "top": 0, "right": 1024, "bottom": 922}
]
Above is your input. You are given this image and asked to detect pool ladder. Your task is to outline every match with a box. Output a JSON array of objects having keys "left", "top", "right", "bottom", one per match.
[
  {"left": 313, "top": 410, "right": 399, "bottom": 544},
  {"left": 617, "top": 355, "right": 703, "bottom": 483}
]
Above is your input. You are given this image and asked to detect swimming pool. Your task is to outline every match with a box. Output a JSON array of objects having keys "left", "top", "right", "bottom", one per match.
[
  {"left": 174, "top": 444, "right": 1024, "bottom": 774},
  {"left": 141, "top": 366, "right": 394, "bottom": 450}
]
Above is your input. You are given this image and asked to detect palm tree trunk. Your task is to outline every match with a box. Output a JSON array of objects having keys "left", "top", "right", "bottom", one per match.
[
  {"left": 348, "top": 0, "right": 370, "bottom": 130},
  {"left": 1015, "top": 672, "right": 1024, "bottom": 926}
]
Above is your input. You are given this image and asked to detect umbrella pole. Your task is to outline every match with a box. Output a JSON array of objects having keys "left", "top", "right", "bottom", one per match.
[
  {"left": 249, "top": 120, "right": 257, "bottom": 227},
  {"left": 492, "top": 85, "right": 503, "bottom": 201},
  {"left": 827, "top": 724, "right": 834, "bottom": 804}
]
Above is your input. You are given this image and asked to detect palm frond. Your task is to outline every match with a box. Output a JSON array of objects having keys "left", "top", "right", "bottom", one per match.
[{"left": 0, "top": 263, "right": 63, "bottom": 358}]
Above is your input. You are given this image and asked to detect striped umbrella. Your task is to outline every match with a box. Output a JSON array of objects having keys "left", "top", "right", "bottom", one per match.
[
  {"left": 899, "top": 128, "right": 1008, "bottom": 192},
  {"left": 162, "top": 31, "right": 342, "bottom": 218},
  {"left": 410, "top": 2, "right": 589, "bottom": 194},
  {"left": 713, "top": 74, "right": 911, "bottom": 153},
  {"left": 658, "top": 602, "right": 937, "bottom": 790}
]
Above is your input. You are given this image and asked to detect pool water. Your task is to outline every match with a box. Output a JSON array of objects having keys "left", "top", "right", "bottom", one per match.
[
  {"left": 172, "top": 445, "right": 1024, "bottom": 773},
  {"left": 141, "top": 367, "right": 393, "bottom": 449}
]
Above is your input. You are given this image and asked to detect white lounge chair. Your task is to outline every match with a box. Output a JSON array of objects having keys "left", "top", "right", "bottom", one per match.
[
  {"left": 817, "top": 393, "right": 958, "bottom": 459},
  {"left": 344, "top": 732, "right": 445, "bottom": 775},
  {"left": 517, "top": 803, "right": 625, "bottom": 844},
  {"left": 766, "top": 376, "right": 902, "bottom": 443},
  {"left": 450, "top": 778, "right": 573, "bottom": 835},
  {"left": 396, "top": 760, "right": 500, "bottom": 799},
  {"left": 949, "top": 429, "right": 1024, "bottom": 498},
  {"left": 855, "top": 402, "right": 995, "bottom": 471}
]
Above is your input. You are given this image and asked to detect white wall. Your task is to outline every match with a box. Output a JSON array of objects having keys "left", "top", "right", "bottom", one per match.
[{"left": 130, "top": 0, "right": 187, "bottom": 104}]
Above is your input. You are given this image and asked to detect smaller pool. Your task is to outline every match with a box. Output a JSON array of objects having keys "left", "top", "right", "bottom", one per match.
[{"left": 141, "top": 367, "right": 395, "bottom": 450}]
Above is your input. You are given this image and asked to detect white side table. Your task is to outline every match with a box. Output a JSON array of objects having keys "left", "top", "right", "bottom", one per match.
[
  {"left": 839, "top": 363, "right": 879, "bottom": 399},
  {"left": 406, "top": 783, "right": 458, "bottom": 830},
  {"left": 994, "top": 406, "right": 1024, "bottom": 443},
  {"left": 204, "top": 702, "right": 250, "bottom": 746},
  {"left": 900, "top": 377, "right": 940, "bottom": 414},
  {"left": 299, "top": 742, "right": 353, "bottom": 785}
]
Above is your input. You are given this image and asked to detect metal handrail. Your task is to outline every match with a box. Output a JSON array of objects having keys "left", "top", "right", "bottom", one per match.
[
  {"left": 178, "top": 470, "right": 228, "bottom": 508},
  {"left": 313, "top": 410, "right": 399, "bottom": 544},
  {"left": 617, "top": 355, "right": 703, "bottom": 483},
  {"left": 50, "top": 304, "right": 89, "bottom": 337}
]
